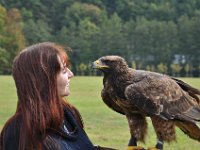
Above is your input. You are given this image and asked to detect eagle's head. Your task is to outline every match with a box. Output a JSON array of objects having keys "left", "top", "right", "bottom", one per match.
[{"left": 92, "top": 55, "right": 129, "bottom": 74}]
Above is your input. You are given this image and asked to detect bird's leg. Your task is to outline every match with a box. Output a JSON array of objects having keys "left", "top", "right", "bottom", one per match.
[
  {"left": 155, "top": 139, "right": 163, "bottom": 150},
  {"left": 127, "top": 114, "right": 147, "bottom": 150},
  {"left": 147, "top": 139, "right": 163, "bottom": 150},
  {"left": 150, "top": 117, "right": 176, "bottom": 150},
  {"left": 128, "top": 136, "right": 145, "bottom": 150},
  {"left": 128, "top": 135, "right": 137, "bottom": 146}
]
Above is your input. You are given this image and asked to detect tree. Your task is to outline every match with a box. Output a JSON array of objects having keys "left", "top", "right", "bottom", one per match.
[
  {"left": 157, "top": 63, "right": 168, "bottom": 74},
  {"left": 23, "top": 19, "right": 52, "bottom": 44},
  {"left": 98, "top": 13, "right": 125, "bottom": 57},
  {"left": 78, "top": 63, "right": 88, "bottom": 75},
  {"left": 0, "top": 6, "right": 25, "bottom": 74},
  {"left": 0, "top": 5, "right": 9, "bottom": 74},
  {"left": 185, "top": 64, "right": 190, "bottom": 77},
  {"left": 170, "top": 64, "right": 182, "bottom": 77},
  {"left": 132, "top": 18, "right": 178, "bottom": 67},
  {"left": 1, "top": 0, "right": 200, "bottom": 76},
  {"left": 64, "top": 2, "right": 102, "bottom": 26},
  {"left": 178, "top": 14, "right": 200, "bottom": 76}
]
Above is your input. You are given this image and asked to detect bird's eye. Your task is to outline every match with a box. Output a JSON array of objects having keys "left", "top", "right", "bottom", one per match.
[
  {"left": 100, "top": 59, "right": 107, "bottom": 63},
  {"left": 102, "top": 59, "right": 108, "bottom": 63}
]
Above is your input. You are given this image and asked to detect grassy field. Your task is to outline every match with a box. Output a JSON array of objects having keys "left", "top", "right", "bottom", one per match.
[{"left": 0, "top": 76, "right": 200, "bottom": 149}]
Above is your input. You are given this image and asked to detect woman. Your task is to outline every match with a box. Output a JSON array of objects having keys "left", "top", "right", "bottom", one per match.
[{"left": 0, "top": 42, "right": 116, "bottom": 150}]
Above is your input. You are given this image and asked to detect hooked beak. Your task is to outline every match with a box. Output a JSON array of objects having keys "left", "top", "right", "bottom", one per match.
[{"left": 91, "top": 60, "right": 109, "bottom": 69}]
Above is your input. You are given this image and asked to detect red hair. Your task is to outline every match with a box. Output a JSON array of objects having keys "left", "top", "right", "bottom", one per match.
[{"left": 0, "top": 42, "right": 83, "bottom": 150}]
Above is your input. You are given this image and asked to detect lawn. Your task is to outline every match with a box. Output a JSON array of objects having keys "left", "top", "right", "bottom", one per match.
[{"left": 0, "top": 76, "right": 200, "bottom": 149}]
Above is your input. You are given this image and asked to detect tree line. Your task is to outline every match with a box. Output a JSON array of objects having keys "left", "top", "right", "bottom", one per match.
[{"left": 0, "top": 0, "right": 200, "bottom": 76}]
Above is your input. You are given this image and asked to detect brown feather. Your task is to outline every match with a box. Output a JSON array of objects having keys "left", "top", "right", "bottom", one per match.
[
  {"left": 101, "top": 88, "right": 124, "bottom": 115},
  {"left": 171, "top": 77, "right": 200, "bottom": 104},
  {"left": 151, "top": 117, "right": 176, "bottom": 143},
  {"left": 175, "top": 121, "right": 200, "bottom": 141},
  {"left": 93, "top": 55, "right": 200, "bottom": 145}
]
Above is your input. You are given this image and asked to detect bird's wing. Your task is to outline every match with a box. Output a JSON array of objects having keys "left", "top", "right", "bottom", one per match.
[
  {"left": 101, "top": 88, "right": 125, "bottom": 115},
  {"left": 125, "top": 72, "right": 200, "bottom": 122},
  {"left": 175, "top": 121, "right": 200, "bottom": 141},
  {"left": 171, "top": 77, "right": 200, "bottom": 104}
]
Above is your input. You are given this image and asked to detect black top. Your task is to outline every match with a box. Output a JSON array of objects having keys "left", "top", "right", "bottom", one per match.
[{"left": 2, "top": 108, "right": 95, "bottom": 150}]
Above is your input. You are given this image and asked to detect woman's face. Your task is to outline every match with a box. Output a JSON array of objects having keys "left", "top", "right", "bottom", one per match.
[{"left": 57, "top": 56, "right": 74, "bottom": 97}]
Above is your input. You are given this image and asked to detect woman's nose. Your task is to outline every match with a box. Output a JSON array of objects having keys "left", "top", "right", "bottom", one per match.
[{"left": 67, "top": 69, "right": 74, "bottom": 78}]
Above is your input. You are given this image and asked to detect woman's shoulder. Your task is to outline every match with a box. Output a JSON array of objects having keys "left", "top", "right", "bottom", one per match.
[
  {"left": 4, "top": 114, "right": 21, "bottom": 134},
  {"left": 0, "top": 114, "right": 21, "bottom": 150},
  {"left": 64, "top": 104, "right": 84, "bottom": 129}
]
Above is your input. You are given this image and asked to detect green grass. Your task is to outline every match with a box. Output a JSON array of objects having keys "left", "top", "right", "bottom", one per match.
[{"left": 0, "top": 76, "right": 200, "bottom": 149}]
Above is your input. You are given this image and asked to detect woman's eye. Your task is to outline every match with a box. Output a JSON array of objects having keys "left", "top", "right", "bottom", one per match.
[{"left": 62, "top": 67, "right": 67, "bottom": 73}]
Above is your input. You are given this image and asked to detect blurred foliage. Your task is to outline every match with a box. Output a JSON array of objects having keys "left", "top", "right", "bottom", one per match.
[
  {"left": 0, "top": 5, "right": 25, "bottom": 74},
  {"left": 0, "top": 0, "right": 200, "bottom": 76}
]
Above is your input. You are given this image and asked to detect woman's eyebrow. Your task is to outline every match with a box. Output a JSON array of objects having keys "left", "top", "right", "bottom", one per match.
[{"left": 63, "top": 63, "right": 66, "bottom": 68}]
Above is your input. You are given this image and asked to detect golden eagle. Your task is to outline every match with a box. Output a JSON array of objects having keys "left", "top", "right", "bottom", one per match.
[{"left": 92, "top": 55, "right": 200, "bottom": 150}]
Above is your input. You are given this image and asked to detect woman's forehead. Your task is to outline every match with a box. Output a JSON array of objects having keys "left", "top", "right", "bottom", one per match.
[
  {"left": 57, "top": 55, "right": 64, "bottom": 64},
  {"left": 57, "top": 55, "right": 68, "bottom": 67}
]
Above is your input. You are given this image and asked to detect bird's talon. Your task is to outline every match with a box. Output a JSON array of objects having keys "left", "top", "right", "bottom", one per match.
[
  {"left": 127, "top": 146, "right": 145, "bottom": 150},
  {"left": 147, "top": 147, "right": 160, "bottom": 150}
]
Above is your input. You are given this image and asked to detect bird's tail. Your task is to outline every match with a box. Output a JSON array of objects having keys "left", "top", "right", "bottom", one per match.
[
  {"left": 175, "top": 121, "right": 200, "bottom": 142},
  {"left": 171, "top": 77, "right": 200, "bottom": 104}
]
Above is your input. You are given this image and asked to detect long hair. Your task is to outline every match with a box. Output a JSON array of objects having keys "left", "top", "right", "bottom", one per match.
[{"left": 0, "top": 42, "right": 83, "bottom": 150}]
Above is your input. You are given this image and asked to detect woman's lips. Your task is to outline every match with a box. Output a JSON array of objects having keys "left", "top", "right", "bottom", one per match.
[{"left": 66, "top": 81, "right": 70, "bottom": 87}]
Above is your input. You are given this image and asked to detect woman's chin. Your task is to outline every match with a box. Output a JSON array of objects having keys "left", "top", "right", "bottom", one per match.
[{"left": 59, "top": 92, "right": 70, "bottom": 98}]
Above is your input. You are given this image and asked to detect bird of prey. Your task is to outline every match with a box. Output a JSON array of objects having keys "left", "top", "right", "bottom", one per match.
[{"left": 92, "top": 55, "right": 200, "bottom": 150}]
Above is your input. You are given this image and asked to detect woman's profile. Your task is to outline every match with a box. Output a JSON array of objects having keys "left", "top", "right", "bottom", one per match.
[{"left": 0, "top": 42, "right": 116, "bottom": 150}]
